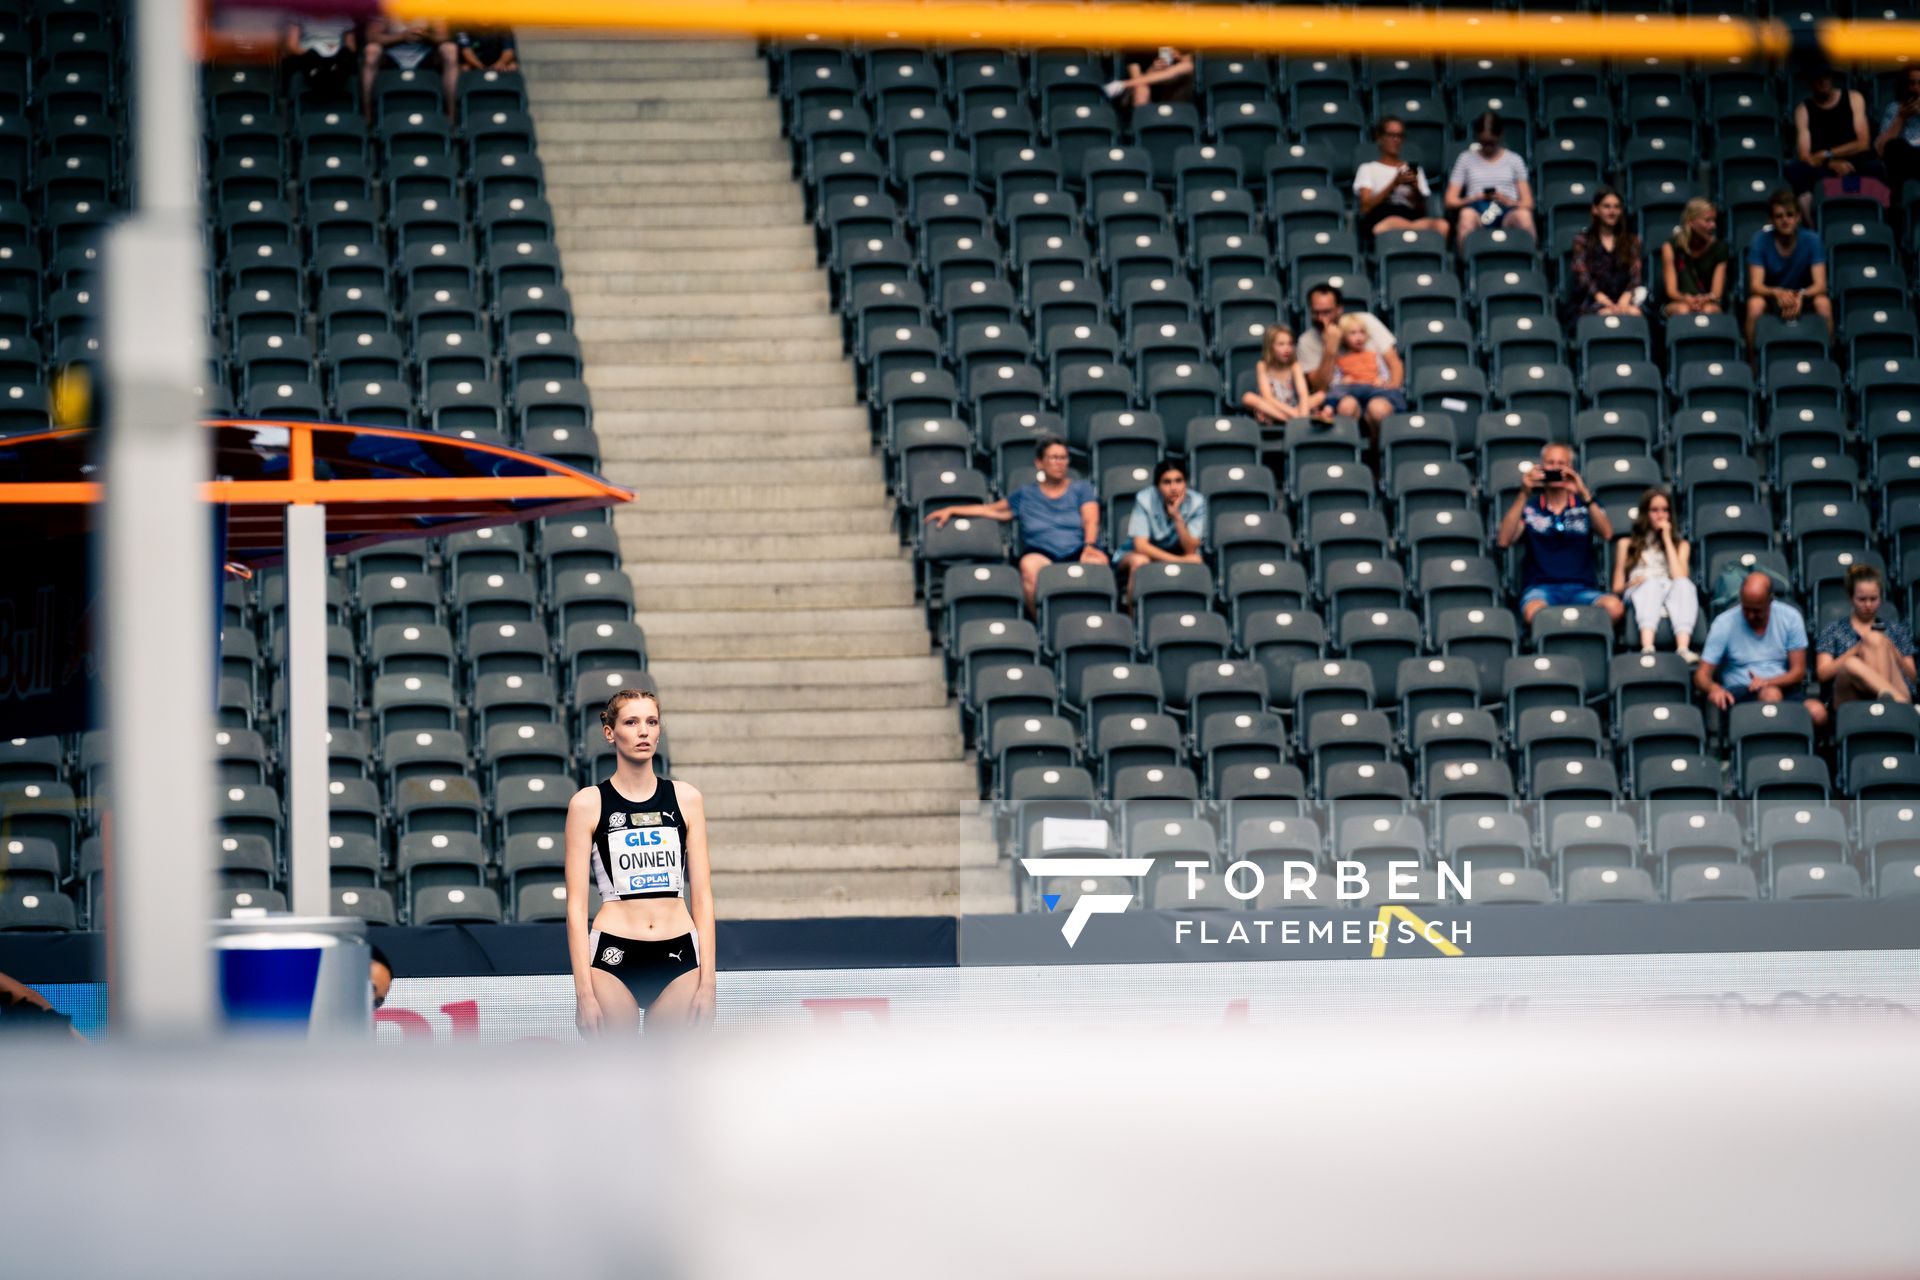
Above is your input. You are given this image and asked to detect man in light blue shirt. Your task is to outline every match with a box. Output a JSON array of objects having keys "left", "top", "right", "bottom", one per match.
[
  {"left": 1696, "top": 572, "right": 1830, "bottom": 733},
  {"left": 1117, "top": 459, "right": 1207, "bottom": 598}
]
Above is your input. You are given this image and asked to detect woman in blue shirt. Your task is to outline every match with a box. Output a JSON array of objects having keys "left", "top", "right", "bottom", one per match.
[
  {"left": 925, "top": 435, "right": 1107, "bottom": 611},
  {"left": 1814, "top": 564, "right": 1916, "bottom": 706}
]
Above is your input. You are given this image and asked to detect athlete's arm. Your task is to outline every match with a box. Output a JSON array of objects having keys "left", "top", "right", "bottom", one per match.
[
  {"left": 680, "top": 781, "right": 718, "bottom": 1024},
  {"left": 564, "top": 786, "right": 602, "bottom": 1032}
]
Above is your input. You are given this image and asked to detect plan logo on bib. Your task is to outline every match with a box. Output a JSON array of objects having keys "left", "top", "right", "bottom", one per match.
[{"left": 1019, "top": 856, "right": 1156, "bottom": 947}]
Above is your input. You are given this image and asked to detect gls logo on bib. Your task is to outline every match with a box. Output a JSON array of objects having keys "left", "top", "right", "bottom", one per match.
[{"left": 613, "top": 826, "right": 684, "bottom": 895}]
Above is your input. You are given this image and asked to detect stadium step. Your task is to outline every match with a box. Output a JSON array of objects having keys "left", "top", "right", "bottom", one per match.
[
  {"left": 572, "top": 289, "right": 826, "bottom": 317},
  {"left": 562, "top": 248, "right": 823, "bottom": 275},
  {"left": 560, "top": 225, "right": 819, "bottom": 253},
  {"left": 596, "top": 405, "right": 868, "bottom": 433},
  {"left": 648, "top": 655, "right": 944, "bottom": 687},
  {"left": 537, "top": 119, "right": 785, "bottom": 145},
  {"left": 575, "top": 314, "right": 844, "bottom": 340},
  {"left": 544, "top": 160, "right": 796, "bottom": 186},
  {"left": 518, "top": 36, "right": 768, "bottom": 62},
  {"left": 605, "top": 432, "right": 871, "bottom": 464},
  {"left": 670, "top": 682, "right": 949, "bottom": 713},
  {"left": 631, "top": 557, "right": 909, "bottom": 587},
  {"left": 644, "top": 630, "right": 933, "bottom": 661},
  {"left": 709, "top": 867, "right": 1012, "bottom": 919},
  {"left": 716, "top": 840, "right": 1001, "bottom": 875},
  {"left": 595, "top": 386, "right": 853, "bottom": 411},
  {"left": 526, "top": 75, "right": 771, "bottom": 103},
  {"left": 539, "top": 140, "right": 791, "bottom": 164},
  {"left": 524, "top": 98, "right": 782, "bottom": 124},
  {"left": 634, "top": 607, "right": 929, "bottom": 636},
  {"left": 591, "top": 360, "right": 852, "bottom": 390},
  {"left": 709, "top": 788, "right": 984, "bottom": 822},
  {"left": 559, "top": 181, "right": 805, "bottom": 209},
  {"left": 607, "top": 459, "right": 877, "bottom": 487},
  {"left": 634, "top": 581, "right": 918, "bottom": 611},
  {"left": 614, "top": 508, "right": 899, "bottom": 536},
  {"left": 682, "top": 734, "right": 965, "bottom": 765},
  {"left": 557, "top": 204, "right": 805, "bottom": 232},
  {"left": 528, "top": 35, "right": 989, "bottom": 917}
]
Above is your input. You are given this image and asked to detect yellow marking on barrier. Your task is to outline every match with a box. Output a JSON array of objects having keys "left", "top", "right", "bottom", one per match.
[
  {"left": 1370, "top": 904, "right": 1466, "bottom": 958},
  {"left": 384, "top": 0, "right": 1920, "bottom": 65}
]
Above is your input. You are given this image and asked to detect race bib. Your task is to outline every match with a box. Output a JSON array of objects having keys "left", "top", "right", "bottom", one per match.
[{"left": 610, "top": 825, "right": 684, "bottom": 895}]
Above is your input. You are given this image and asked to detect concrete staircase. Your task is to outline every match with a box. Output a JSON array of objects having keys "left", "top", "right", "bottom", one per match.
[{"left": 521, "top": 35, "right": 1008, "bottom": 919}]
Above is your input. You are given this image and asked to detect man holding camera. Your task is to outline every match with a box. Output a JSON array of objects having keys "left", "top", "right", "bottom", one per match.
[
  {"left": 1354, "top": 115, "right": 1449, "bottom": 241},
  {"left": 1496, "top": 442, "right": 1626, "bottom": 627}
]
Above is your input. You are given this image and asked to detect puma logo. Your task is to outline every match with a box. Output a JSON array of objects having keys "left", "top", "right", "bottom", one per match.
[{"left": 668, "top": 950, "right": 683, "bottom": 962}]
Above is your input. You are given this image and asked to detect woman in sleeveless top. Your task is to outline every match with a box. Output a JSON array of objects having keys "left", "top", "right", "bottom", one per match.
[
  {"left": 1610, "top": 488, "right": 1700, "bottom": 662},
  {"left": 1660, "top": 197, "right": 1728, "bottom": 316},
  {"left": 566, "top": 687, "right": 716, "bottom": 1034}
]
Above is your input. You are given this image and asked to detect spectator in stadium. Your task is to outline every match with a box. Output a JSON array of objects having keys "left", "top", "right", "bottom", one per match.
[
  {"left": 1744, "top": 188, "right": 1832, "bottom": 352},
  {"left": 1116, "top": 459, "right": 1208, "bottom": 599},
  {"left": 1325, "top": 313, "right": 1407, "bottom": 425},
  {"left": 1659, "top": 197, "right": 1729, "bottom": 316},
  {"left": 1786, "top": 65, "right": 1882, "bottom": 217},
  {"left": 1696, "top": 572, "right": 1828, "bottom": 730},
  {"left": 1353, "top": 115, "right": 1449, "bottom": 242},
  {"left": 925, "top": 435, "right": 1107, "bottom": 611},
  {"left": 1239, "top": 324, "right": 1326, "bottom": 425},
  {"left": 1814, "top": 563, "right": 1916, "bottom": 706},
  {"left": 1444, "top": 112, "right": 1536, "bottom": 241},
  {"left": 369, "top": 944, "right": 393, "bottom": 1010},
  {"left": 361, "top": 18, "right": 460, "bottom": 123},
  {"left": 1566, "top": 187, "right": 1644, "bottom": 318},
  {"left": 1610, "top": 488, "right": 1700, "bottom": 662},
  {"left": 457, "top": 28, "right": 519, "bottom": 73},
  {"left": 1874, "top": 64, "right": 1920, "bottom": 196},
  {"left": 1104, "top": 47, "right": 1194, "bottom": 111},
  {"left": 1299, "top": 285, "right": 1398, "bottom": 447},
  {"left": 283, "top": 16, "right": 357, "bottom": 103},
  {"left": 1496, "top": 442, "right": 1625, "bottom": 627}
]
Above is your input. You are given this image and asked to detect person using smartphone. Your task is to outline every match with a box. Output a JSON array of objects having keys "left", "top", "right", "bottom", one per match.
[
  {"left": 1354, "top": 114, "right": 1448, "bottom": 242},
  {"left": 1496, "top": 442, "right": 1624, "bottom": 627},
  {"left": 1444, "top": 111, "right": 1535, "bottom": 241}
]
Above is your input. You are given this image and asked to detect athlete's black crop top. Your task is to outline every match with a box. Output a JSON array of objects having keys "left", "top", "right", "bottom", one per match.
[{"left": 589, "top": 776, "right": 689, "bottom": 902}]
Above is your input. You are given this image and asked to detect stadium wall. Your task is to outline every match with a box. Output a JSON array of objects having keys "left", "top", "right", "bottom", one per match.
[{"left": 9, "top": 902, "right": 1919, "bottom": 1039}]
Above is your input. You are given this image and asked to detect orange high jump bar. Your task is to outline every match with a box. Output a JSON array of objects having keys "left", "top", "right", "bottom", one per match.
[{"left": 386, "top": 0, "right": 1920, "bottom": 65}]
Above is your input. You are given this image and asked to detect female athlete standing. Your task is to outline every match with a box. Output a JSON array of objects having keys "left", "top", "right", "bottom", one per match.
[{"left": 566, "top": 687, "right": 716, "bottom": 1034}]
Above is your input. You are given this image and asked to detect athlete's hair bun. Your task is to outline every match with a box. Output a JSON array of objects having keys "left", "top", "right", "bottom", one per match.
[{"left": 600, "top": 687, "right": 662, "bottom": 730}]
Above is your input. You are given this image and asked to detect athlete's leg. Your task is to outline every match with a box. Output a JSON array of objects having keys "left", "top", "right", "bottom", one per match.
[
  {"left": 587, "top": 966, "right": 640, "bottom": 1036},
  {"left": 644, "top": 966, "right": 705, "bottom": 1029}
]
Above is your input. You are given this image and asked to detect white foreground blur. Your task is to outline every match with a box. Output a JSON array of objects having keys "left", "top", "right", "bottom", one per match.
[{"left": 2, "top": 1022, "right": 1914, "bottom": 1278}]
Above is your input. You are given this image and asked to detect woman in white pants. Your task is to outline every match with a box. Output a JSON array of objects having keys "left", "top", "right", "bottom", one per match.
[{"left": 1610, "top": 488, "right": 1701, "bottom": 662}]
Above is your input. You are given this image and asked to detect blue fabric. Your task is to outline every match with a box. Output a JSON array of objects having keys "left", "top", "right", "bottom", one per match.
[
  {"left": 1520, "top": 583, "right": 1606, "bottom": 610},
  {"left": 1126, "top": 486, "right": 1209, "bottom": 550},
  {"left": 1701, "top": 601, "right": 1809, "bottom": 691},
  {"left": 1518, "top": 495, "right": 1598, "bottom": 591},
  {"left": 1008, "top": 479, "right": 1098, "bottom": 559},
  {"left": 1748, "top": 227, "right": 1825, "bottom": 292}
]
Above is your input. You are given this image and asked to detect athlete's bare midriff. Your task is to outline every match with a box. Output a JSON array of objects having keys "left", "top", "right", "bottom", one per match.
[{"left": 592, "top": 896, "right": 694, "bottom": 941}]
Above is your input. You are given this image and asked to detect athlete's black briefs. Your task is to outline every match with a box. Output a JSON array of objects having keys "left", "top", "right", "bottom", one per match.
[
  {"left": 590, "top": 775, "right": 691, "bottom": 902},
  {"left": 588, "top": 929, "right": 699, "bottom": 1010}
]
